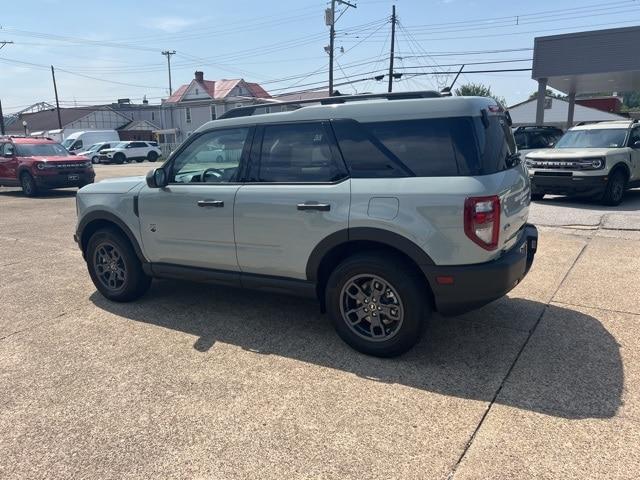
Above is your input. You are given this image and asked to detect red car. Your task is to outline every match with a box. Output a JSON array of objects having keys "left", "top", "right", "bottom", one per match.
[{"left": 0, "top": 136, "right": 95, "bottom": 196}]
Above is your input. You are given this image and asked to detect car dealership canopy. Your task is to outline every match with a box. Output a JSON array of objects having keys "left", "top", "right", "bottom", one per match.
[{"left": 532, "top": 26, "right": 640, "bottom": 126}]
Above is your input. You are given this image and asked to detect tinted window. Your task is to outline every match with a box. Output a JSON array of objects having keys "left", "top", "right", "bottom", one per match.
[
  {"left": 255, "top": 123, "right": 346, "bottom": 182},
  {"left": 332, "top": 119, "right": 409, "bottom": 178},
  {"left": 171, "top": 128, "right": 249, "bottom": 184},
  {"left": 473, "top": 114, "right": 517, "bottom": 173},
  {"left": 131, "top": 142, "right": 146, "bottom": 148},
  {"left": 514, "top": 131, "right": 527, "bottom": 149},
  {"left": 628, "top": 128, "right": 640, "bottom": 146},
  {"left": 363, "top": 118, "right": 480, "bottom": 176}
]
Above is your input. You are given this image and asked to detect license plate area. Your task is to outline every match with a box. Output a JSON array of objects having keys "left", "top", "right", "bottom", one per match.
[{"left": 68, "top": 174, "right": 80, "bottom": 181}]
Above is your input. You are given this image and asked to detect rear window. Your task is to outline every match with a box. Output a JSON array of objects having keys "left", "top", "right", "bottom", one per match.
[{"left": 473, "top": 114, "right": 517, "bottom": 174}]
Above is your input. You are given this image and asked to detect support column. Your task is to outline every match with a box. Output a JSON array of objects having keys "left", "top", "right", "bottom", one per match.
[
  {"left": 567, "top": 92, "right": 576, "bottom": 129},
  {"left": 535, "top": 78, "right": 548, "bottom": 125}
]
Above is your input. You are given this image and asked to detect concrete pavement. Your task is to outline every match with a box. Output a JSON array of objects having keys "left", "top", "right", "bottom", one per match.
[{"left": 0, "top": 164, "right": 639, "bottom": 479}]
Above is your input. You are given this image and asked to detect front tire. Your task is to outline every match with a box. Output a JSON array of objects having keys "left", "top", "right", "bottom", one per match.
[
  {"left": 114, "top": 153, "right": 125, "bottom": 165},
  {"left": 601, "top": 170, "right": 626, "bottom": 206},
  {"left": 20, "top": 172, "right": 38, "bottom": 197},
  {"left": 325, "top": 252, "right": 430, "bottom": 357},
  {"left": 86, "top": 228, "right": 151, "bottom": 302},
  {"left": 91, "top": 156, "right": 100, "bottom": 164}
]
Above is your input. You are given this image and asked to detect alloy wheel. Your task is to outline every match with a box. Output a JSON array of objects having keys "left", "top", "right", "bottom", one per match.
[
  {"left": 94, "top": 241, "right": 127, "bottom": 292},
  {"left": 339, "top": 274, "right": 405, "bottom": 342}
]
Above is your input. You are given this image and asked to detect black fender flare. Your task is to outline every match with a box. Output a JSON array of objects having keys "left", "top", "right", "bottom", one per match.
[
  {"left": 77, "top": 210, "right": 146, "bottom": 263},
  {"left": 305, "top": 227, "right": 435, "bottom": 281}
]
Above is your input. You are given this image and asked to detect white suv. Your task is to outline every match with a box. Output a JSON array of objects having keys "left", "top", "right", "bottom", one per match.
[
  {"left": 525, "top": 120, "right": 640, "bottom": 205},
  {"left": 75, "top": 92, "right": 538, "bottom": 357},
  {"left": 98, "top": 141, "right": 162, "bottom": 164}
]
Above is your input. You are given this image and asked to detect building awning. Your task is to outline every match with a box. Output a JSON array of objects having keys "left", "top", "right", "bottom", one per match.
[{"left": 533, "top": 26, "right": 640, "bottom": 94}]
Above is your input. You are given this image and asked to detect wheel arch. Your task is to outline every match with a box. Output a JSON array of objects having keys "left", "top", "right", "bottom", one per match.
[
  {"left": 610, "top": 161, "right": 631, "bottom": 181},
  {"left": 307, "top": 228, "right": 436, "bottom": 311},
  {"left": 78, "top": 211, "right": 146, "bottom": 264}
]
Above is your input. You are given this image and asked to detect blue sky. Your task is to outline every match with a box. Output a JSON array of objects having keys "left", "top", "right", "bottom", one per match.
[{"left": 1, "top": 0, "right": 639, "bottom": 113}]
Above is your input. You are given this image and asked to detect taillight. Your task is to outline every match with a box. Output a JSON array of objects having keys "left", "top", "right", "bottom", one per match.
[{"left": 464, "top": 196, "right": 500, "bottom": 250}]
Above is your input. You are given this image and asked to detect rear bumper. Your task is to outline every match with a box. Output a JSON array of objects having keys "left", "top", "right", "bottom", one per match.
[
  {"left": 34, "top": 171, "right": 95, "bottom": 189},
  {"left": 530, "top": 173, "right": 608, "bottom": 196},
  {"left": 423, "top": 224, "right": 538, "bottom": 316}
]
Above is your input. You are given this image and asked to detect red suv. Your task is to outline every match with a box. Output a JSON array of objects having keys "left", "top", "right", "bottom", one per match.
[{"left": 0, "top": 136, "right": 95, "bottom": 196}]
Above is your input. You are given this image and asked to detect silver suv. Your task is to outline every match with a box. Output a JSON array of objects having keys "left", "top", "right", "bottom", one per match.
[{"left": 75, "top": 92, "right": 538, "bottom": 357}]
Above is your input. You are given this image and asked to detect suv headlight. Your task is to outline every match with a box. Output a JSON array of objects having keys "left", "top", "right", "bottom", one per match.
[
  {"left": 35, "top": 162, "right": 56, "bottom": 170},
  {"left": 589, "top": 158, "right": 605, "bottom": 169}
]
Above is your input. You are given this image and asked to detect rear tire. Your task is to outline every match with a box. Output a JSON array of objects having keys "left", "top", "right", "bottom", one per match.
[
  {"left": 20, "top": 172, "right": 38, "bottom": 197},
  {"left": 147, "top": 151, "right": 158, "bottom": 162},
  {"left": 531, "top": 193, "right": 545, "bottom": 201},
  {"left": 114, "top": 153, "right": 125, "bottom": 165},
  {"left": 601, "top": 170, "right": 626, "bottom": 206},
  {"left": 325, "top": 252, "right": 430, "bottom": 357},
  {"left": 86, "top": 227, "right": 151, "bottom": 302}
]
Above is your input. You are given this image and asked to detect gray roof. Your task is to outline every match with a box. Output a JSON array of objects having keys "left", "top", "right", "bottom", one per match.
[{"left": 6, "top": 107, "right": 93, "bottom": 133}]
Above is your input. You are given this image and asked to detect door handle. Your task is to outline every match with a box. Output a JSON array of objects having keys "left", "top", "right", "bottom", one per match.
[
  {"left": 297, "top": 202, "right": 330, "bottom": 212},
  {"left": 197, "top": 200, "right": 224, "bottom": 208}
]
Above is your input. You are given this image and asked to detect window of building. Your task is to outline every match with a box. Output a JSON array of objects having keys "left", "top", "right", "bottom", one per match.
[
  {"left": 151, "top": 112, "right": 155, "bottom": 121},
  {"left": 185, "top": 107, "right": 192, "bottom": 124},
  {"left": 211, "top": 105, "right": 217, "bottom": 121}
]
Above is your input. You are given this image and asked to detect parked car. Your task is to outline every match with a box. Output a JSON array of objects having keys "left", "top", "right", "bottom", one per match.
[
  {"left": 98, "top": 141, "right": 162, "bottom": 164},
  {"left": 513, "top": 125, "right": 563, "bottom": 157},
  {"left": 78, "top": 142, "right": 120, "bottom": 164},
  {"left": 525, "top": 120, "right": 640, "bottom": 205},
  {"left": 75, "top": 92, "right": 538, "bottom": 357},
  {"left": 61, "top": 130, "right": 120, "bottom": 154},
  {"left": 0, "top": 136, "right": 94, "bottom": 196}
]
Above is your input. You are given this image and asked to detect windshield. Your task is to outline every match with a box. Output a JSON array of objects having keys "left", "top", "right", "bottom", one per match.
[
  {"left": 16, "top": 143, "right": 70, "bottom": 156},
  {"left": 111, "top": 142, "right": 128, "bottom": 149},
  {"left": 86, "top": 143, "right": 102, "bottom": 152},
  {"left": 555, "top": 129, "right": 628, "bottom": 149},
  {"left": 61, "top": 138, "right": 74, "bottom": 148}
]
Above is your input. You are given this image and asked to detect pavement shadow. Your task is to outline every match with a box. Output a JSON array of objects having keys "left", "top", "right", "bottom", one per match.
[
  {"left": 534, "top": 188, "right": 640, "bottom": 211},
  {"left": 0, "top": 189, "right": 77, "bottom": 198},
  {"left": 90, "top": 280, "right": 623, "bottom": 420}
]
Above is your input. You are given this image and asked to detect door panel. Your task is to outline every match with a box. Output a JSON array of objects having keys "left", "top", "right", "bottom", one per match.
[
  {"left": 138, "top": 184, "right": 240, "bottom": 270},
  {"left": 234, "top": 121, "right": 350, "bottom": 280},
  {"left": 0, "top": 144, "right": 18, "bottom": 183},
  {"left": 234, "top": 181, "right": 350, "bottom": 279},
  {"left": 138, "top": 126, "right": 252, "bottom": 271}
]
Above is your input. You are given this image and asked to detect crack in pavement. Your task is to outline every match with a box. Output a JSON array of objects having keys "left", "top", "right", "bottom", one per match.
[{"left": 445, "top": 238, "right": 591, "bottom": 480}]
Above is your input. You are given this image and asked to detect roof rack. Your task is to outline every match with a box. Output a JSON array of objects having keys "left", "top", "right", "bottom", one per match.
[
  {"left": 0, "top": 135, "right": 54, "bottom": 141},
  {"left": 514, "top": 125, "right": 562, "bottom": 131},
  {"left": 218, "top": 90, "right": 443, "bottom": 120}
]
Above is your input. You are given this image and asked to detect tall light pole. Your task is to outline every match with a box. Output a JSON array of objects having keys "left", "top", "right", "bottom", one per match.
[
  {"left": 327, "top": 0, "right": 356, "bottom": 96},
  {"left": 161, "top": 50, "right": 176, "bottom": 95}
]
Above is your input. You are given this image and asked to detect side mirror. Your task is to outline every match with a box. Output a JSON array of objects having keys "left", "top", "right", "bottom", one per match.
[
  {"left": 633, "top": 140, "right": 640, "bottom": 149},
  {"left": 146, "top": 167, "right": 168, "bottom": 188}
]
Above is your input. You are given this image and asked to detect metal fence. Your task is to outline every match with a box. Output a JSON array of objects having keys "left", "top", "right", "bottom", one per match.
[{"left": 159, "top": 143, "right": 180, "bottom": 158}]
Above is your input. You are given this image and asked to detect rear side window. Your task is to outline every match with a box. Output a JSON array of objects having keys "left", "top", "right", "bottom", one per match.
[
  {"left": 333, "top": 118, "right": 479, "bottom": 177},
  {"left": 473, "top": 115, "right": 517, "bottom": 173},
  {"left": 254, "top": 123, "right": 347, "bottom": 183}
]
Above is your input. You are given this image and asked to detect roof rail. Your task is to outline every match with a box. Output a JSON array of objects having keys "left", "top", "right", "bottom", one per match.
[
  {"left": 0, "top": 135, "right": 54, "bottom": 141},
  {"left": 218, "top": 90, "right": 443, "bottom": 120}
]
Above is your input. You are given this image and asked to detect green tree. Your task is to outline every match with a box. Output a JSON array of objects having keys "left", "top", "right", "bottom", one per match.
[
  {"left": 454, "top": 83, "right": 506, "bottom": 107},
  {"left": 528, "top": 88, "right": 566, "bottom": 100}
]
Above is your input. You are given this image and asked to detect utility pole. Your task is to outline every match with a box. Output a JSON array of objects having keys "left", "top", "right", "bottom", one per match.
[
  {"left": 50, "top": 66, "right": 62, "bottom": 129},
  {"left": 327, "top": 0, "right": 356, "bottom": 96},
  {"left": 0, "top": 99, "right": 5, "bottom": 135},
  {"left": 161, "top": 50, "right": 176, "bottom": 95},
  {"left": 388, "top": 5, "right": 396, "bottom": 93}
]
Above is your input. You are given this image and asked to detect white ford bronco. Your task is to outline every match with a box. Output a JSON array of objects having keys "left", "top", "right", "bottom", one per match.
[
  {"left": 525, "top": 120, "right": 640, "bottom": 205},
  {"left": 75, "top": 92, "right": 538, "bottom": 357}
]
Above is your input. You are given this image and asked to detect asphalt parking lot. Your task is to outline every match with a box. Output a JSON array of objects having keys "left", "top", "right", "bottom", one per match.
[{"left": 1, "top": 163, "right": 639, "bottom": 479}]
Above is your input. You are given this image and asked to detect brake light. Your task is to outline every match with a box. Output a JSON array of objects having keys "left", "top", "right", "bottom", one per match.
[{"left": 464, "top": 196, "right": 500, "bottom": 250}]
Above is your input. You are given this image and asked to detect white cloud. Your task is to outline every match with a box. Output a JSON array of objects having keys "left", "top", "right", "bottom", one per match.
[{"left": 147, "top": 16, "right": 200, "bottom": 33}]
